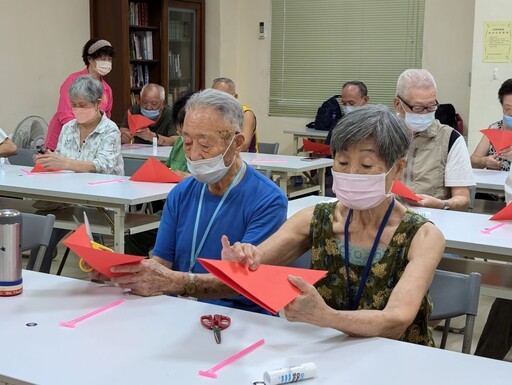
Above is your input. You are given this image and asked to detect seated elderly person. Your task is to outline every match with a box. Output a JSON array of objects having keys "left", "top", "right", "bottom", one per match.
[
  {"left": 0, "top": 128, "right": 17, "bottom": 157},
  {"left": 222, "top": 105, "right": 445, "bottom": 345},
  {"left": 471, "top": 78, "right": 512, "bottom": 171},
  {"left": 394, "top": 69, "right": 474, "bottom": 211},
  {"left": 32, "top": 74, "right": 123, "bottom": 272},
  {"left": 103, "top": 89, "right": 287, "bottom": 314}
]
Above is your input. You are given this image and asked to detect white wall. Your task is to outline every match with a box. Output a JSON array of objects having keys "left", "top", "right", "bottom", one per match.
[
  {"left": 0, "top": 0, "right": 89, "bottom": 134},
  {"left": 468, "top": 0, "right": 512, "bottom": 152}
]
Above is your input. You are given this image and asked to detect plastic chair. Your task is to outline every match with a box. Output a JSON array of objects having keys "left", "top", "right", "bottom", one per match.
[
  {"left": 258, "top": 142, "right": 279, "bottom": 155},
  {"left": 8, "top": 148, "right": 37, "bottom": 167},
  {"left": 429, "top": 270, "right": 481, "bottom": 354},
  {"left": 21, "top": 212, "right": 56, "bottom": 272},
  {"left": 123, "top": 157, "right": 146, "bottom": 176}
]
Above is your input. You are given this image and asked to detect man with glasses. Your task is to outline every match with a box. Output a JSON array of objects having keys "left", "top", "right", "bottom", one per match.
[
  {"left": 119, "top": 83, "right": 178, "bottom": 146},
  {"left": 394, "top": 69, "right": 474, "bottom": 211}
]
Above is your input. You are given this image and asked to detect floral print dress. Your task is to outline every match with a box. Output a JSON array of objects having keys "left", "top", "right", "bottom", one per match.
[{"left": 309, "top": 202, "right": 434, "bottom": 346}]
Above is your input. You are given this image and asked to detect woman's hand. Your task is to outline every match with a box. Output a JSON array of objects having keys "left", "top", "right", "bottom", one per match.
[
  {"left": 34, "top": 151, "right": 68, "bottom": 169},
  {"left": 284, "top": 275, "right": 329, "bottom": 327},
  {"left": 484, "top": 154, "right": 502, "bottom": 169},
  {"left": 220, "top": 235, "right": 261, "bottom": 270},
  {"left": 498, "top": 146, "right": 512, "bottom": 162}
]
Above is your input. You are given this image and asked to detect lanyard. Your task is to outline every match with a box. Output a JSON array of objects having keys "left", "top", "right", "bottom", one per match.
[
  {"left": 190, "top": 162, "right": 246, "bottom": 271},
  {"left": 343, "top": 198, "right": 395, "bottom": 310}
]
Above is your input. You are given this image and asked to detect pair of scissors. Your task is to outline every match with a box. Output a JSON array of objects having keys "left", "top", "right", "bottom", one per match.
[
  {"left": 79, "top": 211, "right": 113, "bottom": 272},
  {"left": 200, "top": 314, "right": 231, "bottom": 344}
]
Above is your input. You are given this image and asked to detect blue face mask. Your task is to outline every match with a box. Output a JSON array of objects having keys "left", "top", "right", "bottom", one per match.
[
  {"left": 503, "top": 114, "right": 512, "bottom": 127},
  {"left": 141, "top": 107, "right": 160, "bottom": 119}
]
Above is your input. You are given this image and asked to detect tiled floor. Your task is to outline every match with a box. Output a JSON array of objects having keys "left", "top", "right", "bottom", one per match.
[{"left": 26, "top": 244, "right": 512, "bottom": 362}]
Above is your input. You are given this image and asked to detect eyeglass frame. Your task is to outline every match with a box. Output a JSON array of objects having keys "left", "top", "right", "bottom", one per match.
[{"left": 397, "top": 95, "right": 439, "bottom": 113}]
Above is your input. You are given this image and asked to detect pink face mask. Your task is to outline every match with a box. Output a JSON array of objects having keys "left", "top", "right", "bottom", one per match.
[
  {"left": 72, "top": 107, "right": 98, "bottom": 124},
  {"left": 332, "top": 167, "right": 393, "bottom": 210}
]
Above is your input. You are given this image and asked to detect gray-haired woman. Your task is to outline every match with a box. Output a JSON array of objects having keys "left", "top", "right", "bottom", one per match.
[
  {"left": 35, "top": 75, "right": 123, "bottom": 175},
  {"left": 222, "top": 104, "right": 444, "bottom": 346}
]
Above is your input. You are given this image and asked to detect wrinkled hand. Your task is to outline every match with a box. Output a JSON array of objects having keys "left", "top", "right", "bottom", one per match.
[
  {"left": 134, "top": 127, "right": 154, "bottom": 142},
  {"left": 498, "top": 146, "right": 512, "bottom": 161},
  {"left": 484, "top": 154, "right": 502, "bottom": 169},
  {"left": 284, "top": 275, "right": 328, "bottom": 326},
  {"left": 110, "top": 259, "right": 178, "bottom": 296},
  {"left": 221, "top": 235, "right": 261, "bottom": 270},
  {"left": 34, "top": 151, "right": 68, "bottom": 169},
  {"left": 120, "top": 127, "right": 133, "bottom": 144},
  {"left": 405, "top": 194, "right": 442, "bottom": 209}
]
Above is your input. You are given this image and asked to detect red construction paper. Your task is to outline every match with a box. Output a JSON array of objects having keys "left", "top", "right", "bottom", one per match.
[
  {"left": 198, "top": 258, "right": 328, "bottom": 314},
  {"left": 127, "top": 110, "right": 155, "bottom": 134},
  {"left": 63, "top": 225, "right": 145, "bottom": 278},
  {"left": 302, "top": 139, "right": 331, "bottom": 156},
  {"left": 391, "top": 180, "right": 420, "bottom": 202},
  {"left": 481, "top": 129, "right": 512, "bottom": 153},
  {"left": 129, "top": 157, "right": 183, "bottom": 183},
  {"left": 490, "top": 202, "right": 512, "bottom": 220},
  {"left": 31, "top": 162, "right": 64, "bottom": 173}
]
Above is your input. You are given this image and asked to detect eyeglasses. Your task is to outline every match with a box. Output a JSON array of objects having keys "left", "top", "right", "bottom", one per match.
[{"left": 397, "top": 96, "right": 439, "bottom": 113}]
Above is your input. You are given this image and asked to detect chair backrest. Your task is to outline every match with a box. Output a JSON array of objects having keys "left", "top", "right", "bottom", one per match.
[
  {"left": 21, "top": 212, "right": 55, "bottom": 272},
  {"left": 429, "top": 269, "right": 481, "bottom": 353},
  {"left": 8, "top": 149, "right": 37, "bottom": 167},
  {"left": 123, "top": 157, "right": 146, "bottom": 176},
  {"left": 258, "top": 142, "right": 279, "bottom": 155}
]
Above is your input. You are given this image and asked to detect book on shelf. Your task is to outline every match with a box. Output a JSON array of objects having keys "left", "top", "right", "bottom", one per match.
[
  {"left": 130, "top": 31, "right": 153, "bottom": 60},
  {"left": 130, "top": 64, "right": 149, "bottom": 88},
  {"left": 129, "top": 2, "right": 149, "bottom": 26}
]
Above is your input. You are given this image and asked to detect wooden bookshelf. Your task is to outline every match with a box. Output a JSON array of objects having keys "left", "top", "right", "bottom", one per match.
[{"left": 89, "top": 0, "right": 204, "bottom": 124}]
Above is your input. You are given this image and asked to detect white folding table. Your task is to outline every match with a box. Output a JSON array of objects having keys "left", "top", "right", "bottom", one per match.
[{"left": 284, "top": 127, "right": 329, "bottom": 155}]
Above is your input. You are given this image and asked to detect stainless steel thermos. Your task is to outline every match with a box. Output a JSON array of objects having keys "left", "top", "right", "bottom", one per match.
[{"left": 0, "top": 209, "right": 22, "bottom": 296}]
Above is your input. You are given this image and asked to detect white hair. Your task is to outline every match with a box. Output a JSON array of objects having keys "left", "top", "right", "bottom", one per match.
[{"left": 396, "top": 69, "right": 437, "bottom": 100}]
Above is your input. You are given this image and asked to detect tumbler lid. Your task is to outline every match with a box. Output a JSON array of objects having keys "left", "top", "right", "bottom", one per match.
[{"left": 0, "top": 209, "right": 22, "bottom": 225}]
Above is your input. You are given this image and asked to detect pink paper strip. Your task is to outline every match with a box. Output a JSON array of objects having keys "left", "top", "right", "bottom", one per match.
[
  {"left": 249, "top": 159, "right": 288, "bottom": 163},
  {"left": 198, "top": 339, "right": 265, "bottom": 378},
  {"left": 122, "top": 144, "right": 148, "bottom": 149},
  {"left": 88, "top": 178, "right": 126, "bottom": 186},
  {"left": 59, "top": 298, "right": 126, "bottom": 328},
  {"left": 481, "top": 222, "right": 506, "bottom": 235}
]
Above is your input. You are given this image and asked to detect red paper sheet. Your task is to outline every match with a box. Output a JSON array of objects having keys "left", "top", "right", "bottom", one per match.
[
  {"left": 127, "top": 110, "right": 155, "bottom": 134},
  {"left": 391, "top": 180, "right": 420, "bottom": 202},
  {"left": 490, "top": 202, "right": 512, "bottom": 220},
  {"left": 31, "top": 162, "right": 64, "bottom": 173},
  {"left": 199, "top": 258, "right": 327, "bottom": 314},
  {"left": 63, "top": 225, "right": 145, "bottom": 278},
  {"left": 129, "top": 157, "right": 183, "bottom": 183},
  {"left": 481, "top": 129, "right": 512, "bottom": 153},
  {"left": 302, "top": 139, "right": 331, "bottom": 156}
]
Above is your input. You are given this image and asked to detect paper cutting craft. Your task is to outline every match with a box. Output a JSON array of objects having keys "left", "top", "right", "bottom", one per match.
[
  {"left": 481, "top": 129, "right": 512, "bottom": 153},
  {"left": 391, "top": 180, "right": 420, "bottom": 202},
  {"left": 490, "top": 202, "right": 512, "bottom": 221},
  {"left": 129, "top": 157, "right": 183, "bottom": 183},
  {"left": 198, "top": 258, "right": 327, "bottom": 314},
  {"left": 302, "top": 139, "right": 331, "bottom": 156},
  {"left": 127, "top": 110, "right": 155, "bottom": 134},
  {"left": 31, "top": 162, "right": 64, "bottom": 173},
  {"left": 63, "top": 225, "right": 145, "bottom": 278}
]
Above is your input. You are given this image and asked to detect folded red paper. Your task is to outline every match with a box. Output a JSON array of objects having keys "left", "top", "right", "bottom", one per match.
[
  {"left": 31, "top": 162, "right": 64, "bottom": 173},
  {"left": 302, "top": 139, "right": 331, "bottom": 156},
  {"left": 129, "top": 157, "right": 183, "bottom": 183},
  {"left": 391, "top": 180, "right": 420, "bottom": 202},
  {"left": 490, "top": 202, "right": 512, "bottom": 221},
  {"left": 127, "top": 110, "right": 155, "bottom": 135},
  {"left": 198, "top": 258, "right": 327, "bottom": 314},
  {"left": 481, "top": 129, "right": 512, "bottom": 153},
  {"left": 63, "top": 225, "right": 145, "bottom": 278}
]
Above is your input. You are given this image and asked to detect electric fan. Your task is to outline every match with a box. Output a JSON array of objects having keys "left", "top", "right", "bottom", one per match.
[{"left": 11, "top": 116, "right": 48, "bottom": 150}]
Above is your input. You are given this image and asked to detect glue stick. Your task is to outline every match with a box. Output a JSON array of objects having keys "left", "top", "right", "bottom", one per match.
[{"left": 263, "top": 362, "right": 317, "bottom": 384}]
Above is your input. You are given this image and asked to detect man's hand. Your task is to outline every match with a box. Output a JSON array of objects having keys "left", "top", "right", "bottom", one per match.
[
  {"left": 120, "top": 127, "right": 133, "bottom": 144},
  {"left": 134, "top": 127, "right": 153, "bottom": 142},
  {"left": 405, "top": 194, "right": 443, "bottom": 209}
]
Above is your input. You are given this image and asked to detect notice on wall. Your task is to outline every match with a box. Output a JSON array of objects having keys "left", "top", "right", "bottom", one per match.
[{"left": 483, "top": 22, "right": 512, "bottom": 63}]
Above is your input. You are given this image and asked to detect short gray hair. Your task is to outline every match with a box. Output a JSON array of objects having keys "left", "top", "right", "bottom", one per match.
[
  {"left": 68, "top": 75, "right": 104, "bottom": 103},
  {"left": 212, "top": 77, "right": 236, "bottom": 94},
  {"left": 185, "top": 88, "right": 243, "bottom": 138},
  {"left": 331, "top": 104, "right": 411, "bottom": 168},
  {"left": 396, "top": 69, "right": 437, "bottom": 100},
  {"left": 141, "top": 83, "right": 165, "bottom": 101}
]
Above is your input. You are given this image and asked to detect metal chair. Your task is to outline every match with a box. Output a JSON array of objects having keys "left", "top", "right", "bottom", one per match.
[
  {"left": 8, "top": 148, "right": 36, "bottom": 167},
  {"left": 21, "top": 212, "right": 56, "bottom": 272},
  {"left": 258, "top": 142, "right": 279, "bottom": 155},
  {"left": 429, "top": 270, "right": 481, "bottom": 354}
]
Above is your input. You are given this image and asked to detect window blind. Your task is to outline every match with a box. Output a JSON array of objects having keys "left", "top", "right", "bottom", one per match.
[{"left": 269, "top": 0, "right": 425, "bottom": 117}]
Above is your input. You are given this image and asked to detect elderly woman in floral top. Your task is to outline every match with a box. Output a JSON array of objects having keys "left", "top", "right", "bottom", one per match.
[
  {"left": 222, "top": 105, "right": 444, "bottom": 346},
  {"left": 35, "top": 75, "right": 123, "bottom": 175}
]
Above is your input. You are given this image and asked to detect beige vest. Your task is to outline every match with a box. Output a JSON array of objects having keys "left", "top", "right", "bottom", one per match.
[{"left": 402, "top": 120, "right": 452, "bottom": 200}]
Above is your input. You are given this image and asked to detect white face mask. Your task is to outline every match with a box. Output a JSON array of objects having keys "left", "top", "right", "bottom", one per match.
[
  {"left": 404, "top": 111, "right": 435, "bottom": 132},
  {"left": 332, "top": 167, "right": 393, "bottom": 210},
  {"left": 95, "top": 60, "right": 112, "bottom": 76},
  {"left": 186, "top": 136, "right": 236, "bottom": 184},
  {"left": 343, "top": 105, "right": 357, "bottom": 114}
]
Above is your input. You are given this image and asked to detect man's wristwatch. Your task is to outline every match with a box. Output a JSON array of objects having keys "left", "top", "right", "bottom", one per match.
[
  {"left": 183, "top": 272, "right": 197, "bottom": 296},
  {"left": 442, "top": 201, "right": 450, "bottom": 210}
]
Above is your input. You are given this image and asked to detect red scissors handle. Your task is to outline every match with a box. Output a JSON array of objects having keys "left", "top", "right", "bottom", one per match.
[{"left": 200, "top": 314, "right": 231, "bottom": 344}]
